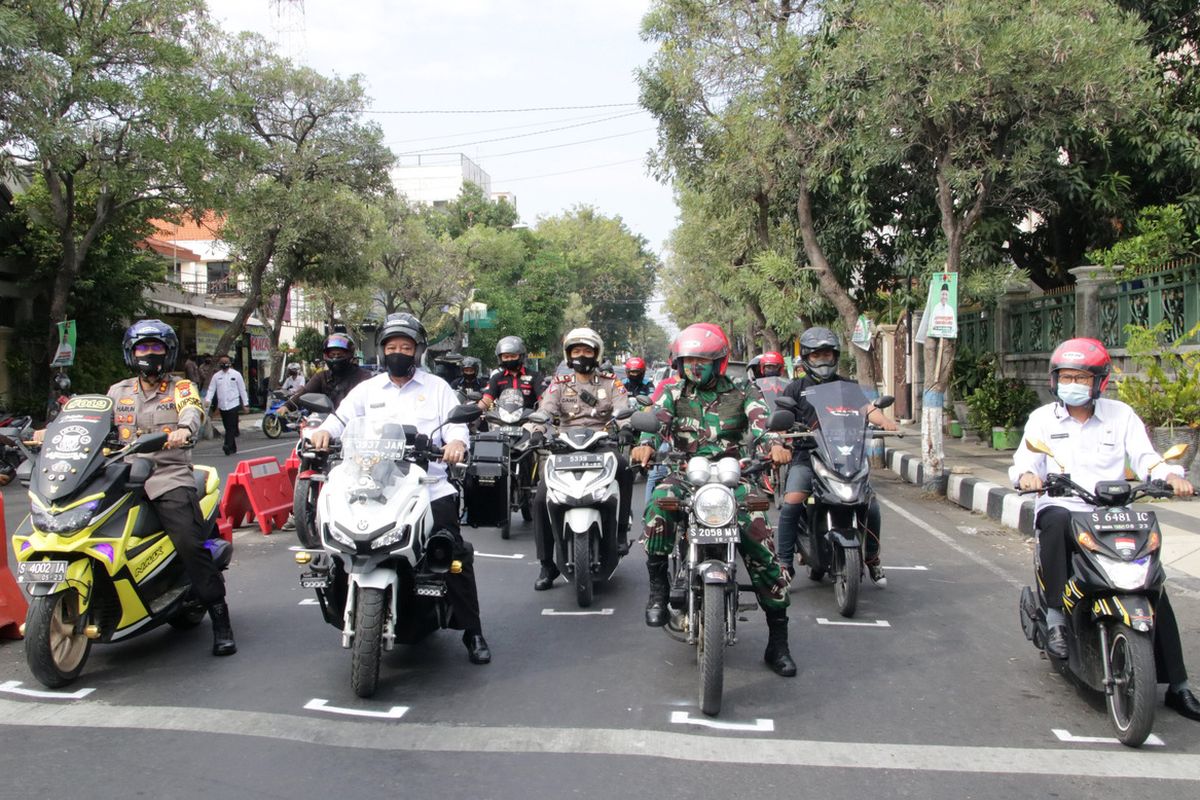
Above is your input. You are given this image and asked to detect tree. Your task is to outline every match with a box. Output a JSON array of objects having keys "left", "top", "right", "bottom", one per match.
[{"left": 422, "top": 182, "right": 519, "bottom": 239}]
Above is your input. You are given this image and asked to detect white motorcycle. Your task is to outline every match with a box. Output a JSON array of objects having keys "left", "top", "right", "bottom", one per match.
[{"left": 293, "top": 394, "right": 482, "bottom": 697}]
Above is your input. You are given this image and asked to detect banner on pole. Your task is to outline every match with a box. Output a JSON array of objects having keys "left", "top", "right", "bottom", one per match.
[
  {"left": 50, "top": 320, "right": 76, "bottom": 367},
  {"left": 914, "top": 272, "right": 958, "bottom": 342}
]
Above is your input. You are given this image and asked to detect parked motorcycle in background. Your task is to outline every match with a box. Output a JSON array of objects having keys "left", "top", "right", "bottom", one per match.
[{"left": 261, "top": 390, "right": 306, "bottom": 439}]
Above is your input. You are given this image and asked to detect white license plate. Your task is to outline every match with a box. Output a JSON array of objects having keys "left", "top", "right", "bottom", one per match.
[
  {"left": 690, "top": 526, "right": 740, "bottom": 544},
  {"left": 17, "top": 560, "right": 68, "bottom": 584}
]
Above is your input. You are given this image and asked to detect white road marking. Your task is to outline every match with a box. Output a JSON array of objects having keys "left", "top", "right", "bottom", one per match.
[
  {"left": 4, "top": 697, "right": 1197, "bottom": 778},
  {"left": 815, "top": 618, "right": 891, "bottom": 628},
  {"left": 0, "top": 681, "right": 95, "bottom": 700},
  {"left": 542, "top": 608, "right": 615, "bottom": 616},
  {"left": 298, "top": 599, "right": 318, "bottom": 605},
  {"left": 878, "top": 496, "right": 1023, "bottom": 588},
  {"left": 475, "top": 552, "right": 524, "bottom": 560},
  {"left": 303, "top": 699, "right": 408, "bottom": 719},
  {"left": 1052, "top": 728, "right": 1164, "bottom": 747},
  {"left": 669, "top": 711, "right": 773, "bottom": 732},
  {"left": 883, "top": 565, "right": 928, "bottom": 571}
]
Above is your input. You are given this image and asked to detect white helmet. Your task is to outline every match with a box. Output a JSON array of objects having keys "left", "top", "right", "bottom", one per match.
[{"left": 563, "top": 327, "right": 603, "bottom": 362}]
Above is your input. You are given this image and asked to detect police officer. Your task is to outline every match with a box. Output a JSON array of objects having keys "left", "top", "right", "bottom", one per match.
[
  {"left": 624, "top": 356, "right": 654, "bottom": 398},
  {"left": 34, "top": 321, "right": 237, "bottom": 655},
  {"left": 284, "top": 332, "right": 373, "bottom": 412},
  {"left": 531, "top": 328, "right": 634, "bottom": 591},
  {"left": 480, "top": 335, "right": 542, "bottom": 411}
]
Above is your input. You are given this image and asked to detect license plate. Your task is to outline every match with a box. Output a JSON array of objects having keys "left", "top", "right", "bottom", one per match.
[
  {"left": 299, "top": 573, "right": 331, "bottom": 589},
  {"left": 689, "top": 526, "right": 740, "bottom": 544},
  {"left": 17, "top": 560, "right": 68, "bottom": 584},
  {"left": 557, "top": 453, "right": 605, "bottom": 470},
  {"left": 1091, "top": 510, "right": 1154, "bottom": 532}
]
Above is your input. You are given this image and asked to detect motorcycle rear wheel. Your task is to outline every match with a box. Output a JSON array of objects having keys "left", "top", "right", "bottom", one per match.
[
  {"left": 573, "top": 529, "right": 593, "bottom": 608},
  {"left": 25, "top": 591, "right": 91, "bottom": 688},
  {"left": 351, "top": 587, "right": 386, "bottom": 698},
  {"left": 1106, "top": 623, "right": 1156, "bottom": 747},
  {"left": 834, "top": 545, "right": 861, "bottom": 618},
  {"left": 262, "top": 414, "right": 283, "bottom": 439},
  {"left": 699, "top": 582, "right": 726, "bottom": 716}
]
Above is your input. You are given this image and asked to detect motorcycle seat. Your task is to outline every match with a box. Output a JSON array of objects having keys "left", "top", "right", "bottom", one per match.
[{"left": 194, "top": 465, "right": 219, "bottom": 496}]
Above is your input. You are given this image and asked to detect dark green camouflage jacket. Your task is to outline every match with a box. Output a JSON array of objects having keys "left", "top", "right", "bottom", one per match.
[{"left": 639, "top": 374, "right": 773, "bottom": 458}]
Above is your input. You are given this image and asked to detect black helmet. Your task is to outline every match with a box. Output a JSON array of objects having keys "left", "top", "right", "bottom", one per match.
[
  {"left": 378, "top": 312, "right": 427, "bottom": 348},
  {"left": 122, "top": 319, "right": 179, "bottom": 374},
  {"left": 496, "top": 335, "right": 526, "bottom": 368},
  {"left": 462, "top": 356, "right": 482, "bottom": 373},
  {"left": 799, "top": 326, "right": 840, "bottom": 381}
]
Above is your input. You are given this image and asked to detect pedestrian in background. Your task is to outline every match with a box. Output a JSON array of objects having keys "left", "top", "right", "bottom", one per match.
[{"left": 204, "top": 356, "right": 249, "bottom": 456}]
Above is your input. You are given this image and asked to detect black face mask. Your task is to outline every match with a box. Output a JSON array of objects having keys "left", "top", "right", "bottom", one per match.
[
  {"left": 136, "top": 354, "right": 167, "bottom": 379},
  {"left": 219, "top": 362, "right": 231, "bottom": 371},
  {"left": 501, "top": 359, "right": 521, "bottom": 373},
  {"left": 326, "top": 357, "right": 353, "bottom": 376},
  {"left": 627, "top": 371, "right": 644, "bottom": 383},
  {"left": 568, "top": 356, "right": 597, "bottom": 374},
  {"left": 384, "top": 352, "right": 416, "bottom": 378}
]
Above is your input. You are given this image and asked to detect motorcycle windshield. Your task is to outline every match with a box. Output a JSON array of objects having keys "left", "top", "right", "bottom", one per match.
[
  {"left": 35, "top": 395, "right": 114, "bottom": 501},
  {"left": 339, "top": 416, "right": 413, "bottom": 503},
  {"left": 494, "top": 387, "right": 525, "bottom": 424},
  {"left": 803, "top": 381, "right": 872, "bottom": 474},
  {"left": 753, "top": 377, "right": 789, "bottom": 413}
]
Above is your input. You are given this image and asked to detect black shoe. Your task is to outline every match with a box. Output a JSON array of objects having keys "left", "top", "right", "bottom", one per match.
[
  {"left": 534, "top": 563, "right": 559, "bottom": 591},
  {"left": 763, "top": 609, "right": 796, "bottom": 677},
  {"left": 464, "top": 632, "right": 491, "bottom": 665},
  {"left": 617, "top": 542, "right": 631, "bottom": 556},
  {"left": 1165, "top": 688, "right": 1200, "bottom": 721},
  {"left": 645, "top": 556, "right": 669, "bottom": 627},
  {"left": 208, "top": 602, "right": 237, "bottom": 656},
  {"left": 1046, "top": 624, "right": 1069, "bottom": 659}
]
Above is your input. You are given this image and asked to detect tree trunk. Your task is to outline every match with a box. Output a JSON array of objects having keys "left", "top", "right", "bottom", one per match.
[
  {"left": 266, "top": 276, "right": 294, "bottom": 389},
  {"left": 214, "top": 228, "right": 279, "bottom": 357}
]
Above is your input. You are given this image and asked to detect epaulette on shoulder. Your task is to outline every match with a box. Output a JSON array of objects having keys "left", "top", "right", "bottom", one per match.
[
  {"left": 598, "top": 369, "right": 616, "bottom": 380},
  {"left": 553, "top": 373, "right": 573, "bottom": 384}
]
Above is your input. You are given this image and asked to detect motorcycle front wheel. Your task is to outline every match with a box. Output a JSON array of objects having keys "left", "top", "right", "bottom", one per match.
[
  {"left": 351, "top": 586, "right": 386, "bottom": 698},
  {"left": 262, "top": 413, "right": 283, "bottom": 439},
  {"left": 699, "top": 582, "right": 726, "bottom": 716},
  {"left": 293, "top": 477, "right": 319, "bottom": 548},
  {"left": 573, "top": 529, "right": 593, "bottom": 608},
  {"left": 25, "top": 590, "right": 91, "bottom": 688},
  {"left": 1106, "top": 623, "right": 1156, "bottom": 747},
  {"left": 833, "top": 545, "right": 861, "bottom": 618}
]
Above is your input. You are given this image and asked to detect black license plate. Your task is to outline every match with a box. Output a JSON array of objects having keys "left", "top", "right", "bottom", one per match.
[
  {"left": 689, "top": 526, "right": 740, "bottom": 544},
  {"left": 1091, "top": 509, "right": 1154, "bottom": 532},
  {"left": 557, "top": 453, "right": 605, "bottom": 470},
  {"left": 17, "top": 560, "right": 68, "bottom": 584}
]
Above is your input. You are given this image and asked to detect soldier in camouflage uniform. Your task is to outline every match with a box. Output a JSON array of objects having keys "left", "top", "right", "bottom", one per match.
[{"left": 631, "top": 322, "right": 796, "bottom": 677}]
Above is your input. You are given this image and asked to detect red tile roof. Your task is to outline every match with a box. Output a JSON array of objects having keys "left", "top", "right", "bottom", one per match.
[
  {"left": 150, "top": 210, "right": 226, "bottom": 241},
  {"left": 141, "top": 236, "right": 202, "bottom": 261}
]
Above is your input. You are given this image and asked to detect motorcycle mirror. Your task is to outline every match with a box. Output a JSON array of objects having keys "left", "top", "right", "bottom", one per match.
[
  {"left": 767, "top": 410, "right": 796, "bottom": 432},
  {"left": 527, "top": 411, "right": 551, "bottom": 425},
  {"left": 874, "top": 395, "right": 895, "bottom": 410},
  {"left": 128, "top": 432, "right": 168, "bottom": 455},
  {"left": 1162, "top": 443, "right": 1189, "bottom": 461},
  {"left": 446, "top": 403, "right": 483, "bottom": 425},
  {"left": 635, "top": 395, "right": 652, "bottom": 407},
  {"left": 630, "top": 410, "right": 660, "bottom": 434},
  {"left": 1025, "top": 437, "right": 1066, "bottom": 471},
  {"left": 774, "top": 396, "right": 797, "bottom": 411},
  {"left": 296, "top": 393, "right": 334, "bottom": 414},
  {"left": 614, "top": 406, "right": 636, "bottom": 420}
]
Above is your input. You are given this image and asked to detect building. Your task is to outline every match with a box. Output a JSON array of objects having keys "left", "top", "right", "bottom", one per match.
[{"left": 390, "top": 153, "right": 493, "bottom": 206}]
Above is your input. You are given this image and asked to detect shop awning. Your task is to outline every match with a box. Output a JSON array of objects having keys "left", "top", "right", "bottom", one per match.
[{"left": 148, "top": 298, "right": 265, "bottom": 327}]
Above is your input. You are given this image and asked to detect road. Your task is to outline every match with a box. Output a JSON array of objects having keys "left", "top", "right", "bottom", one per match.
[{"left": 1, "top": 428, "right": 1198, "bottom": 798}]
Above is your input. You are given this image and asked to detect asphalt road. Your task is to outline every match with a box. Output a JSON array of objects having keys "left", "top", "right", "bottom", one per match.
[{"left": 2, "top": 428, "right": 1198, "bottom": 798}]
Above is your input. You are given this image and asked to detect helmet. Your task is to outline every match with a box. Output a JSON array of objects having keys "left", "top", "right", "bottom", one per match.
[
  {"left": 462, "top": 356, "right": 481, "bottom": 373},
  {"left": 759, "top": 350, "right": 784, "bottom": 378},
  {"left": 287, "top": 363, "right": 301, "bottom": 374},
  {"left": 625, "top": 357, "right": 646, "bottom": 372},
  {"left": 672, "top": 323, "right": 730, "bottom": 374},
  {"left": 496, "top": 335, "right": 526, "bottom": 369},
  {"left": 377, "top": 313, "right": 427, "bottom": 369},
  {"left": 53, "top": 372, "right": 71, "bottom": 393},
  {"left": 563, "top": 327, "right": 603, "bottom": 361},
  {"left": 799, "top": 326, "right": 841, "bottom": 382},
  {"left": 323, "top": 332, "right": 356, "bottom": 355},
  {"left": 747, "top": 355, "right": 763, "bottom": 380},
  {"left": 1049, "top": 338, "right": 1111, "bottom": 400},
  {"left": 122, "top": 319, "right": 178, "bottom": 373}
]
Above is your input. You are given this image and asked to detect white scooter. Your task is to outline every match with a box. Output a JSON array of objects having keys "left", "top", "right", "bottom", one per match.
[{"left": 293, "top": 394, "right": 482, "bottom": 697}]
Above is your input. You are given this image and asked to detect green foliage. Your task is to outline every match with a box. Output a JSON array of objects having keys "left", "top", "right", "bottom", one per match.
[
  {"left": 966, "top": 375, "right": 1040, "bottom": 431},
  {"left": 1116, "top": 321, "right": 1200, "bottom": 428},
  {"left": 1085, "top": 204, "right": 1197, "bottom": 272},
  {"left": 422, "top": 183, "right": 519, "bottom": 239},
  {"left": 960, "top": 265, "right": 1031, "bottom": 308},
  {"left": 951, "top": 347, "right": 998, "bottom": 400},
  {"left": 292, "top": 327, "right": 325, "bottom": 365}
]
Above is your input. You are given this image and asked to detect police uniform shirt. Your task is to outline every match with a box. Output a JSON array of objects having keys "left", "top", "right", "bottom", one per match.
[
  {"left": 317, "top": 370, "right": 469, "bottom": 502},
  {"left": 204, "top": 367, "right": 249, "bottom": 411},
  {"left": 538, "top": 371, "right": 629, "bottom": 431},
  {"left": 108, "top": 376, "right": 205, "bottom": 500}
]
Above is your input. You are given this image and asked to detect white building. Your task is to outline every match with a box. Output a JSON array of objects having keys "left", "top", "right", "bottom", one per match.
[{"left": 390, "top": 153, "right": 492, "bottom": 206}]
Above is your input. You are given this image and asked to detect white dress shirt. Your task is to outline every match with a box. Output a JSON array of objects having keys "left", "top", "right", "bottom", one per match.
[
  {"left": 1009, "top": 398, "right": 1184, "bottom": 513},
  {"left": 204, "top": 367, "right": 249, "bottom": 411},
  {"left": 281, "top": 375, "right": 306, "bottom": 395},
  {"left": 318, "top": 370, "right": 469, "bottom": 501}
]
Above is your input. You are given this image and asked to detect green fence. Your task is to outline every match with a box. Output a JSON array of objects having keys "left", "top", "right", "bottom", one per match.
[
  {"left": 1008, "top": 291, "right": 1076, "bottom": 354},
  {"left": 1099, "top": 261, "right": 1200, "bottom": 348},
  {"left": 957, "top": 308, "right": 993, "bottom": 355}
]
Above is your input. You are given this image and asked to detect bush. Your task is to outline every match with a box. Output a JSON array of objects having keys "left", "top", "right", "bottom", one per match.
[
  {"left": 966, "top": 374, "right": 1040, "bottom": 431},
  {"left": 1116, "top": 322, "right": 1200, "bottom": 429}
]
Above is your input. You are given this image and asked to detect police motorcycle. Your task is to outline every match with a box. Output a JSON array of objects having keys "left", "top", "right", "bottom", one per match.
[
  {"left": 528, "top": 405, "right": 636, "bottom": 607},
  {"left": 291, "top": 394, "right": 482, "bottom": 698},
  {"left": 1018, "top": 439, "right": 1186, "bottom": 748},
  {"left": 464, "top": 388, "right": 537, "bottom": 539},
  {"left": 0, "top": 413, "right": 33, "bottom": 486},
  {"left": 630, "top": 407, "right": 792, "bottom": 717},
  {"left": 10, "top": 395, "right": 229, "bottom": 688},
  {"left": 775, "top": 384, "right": 898, "bottom": 618}
]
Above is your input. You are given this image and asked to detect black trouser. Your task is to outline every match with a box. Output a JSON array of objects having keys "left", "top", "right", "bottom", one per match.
[
  {"left": 534, "top": 452, "right": 633, "bottom": 564},
  {"left": 430, "top": 494, "right": 483, "bottom": 635},
  {"left": 153, "top": 487, "right": 225, "bottom": 607},
  {"left": 219, "top": 407, "right": 240, "bottom": 454},
  {"left": 1038, "top": 505, "right": 1189, "bottom": 686}
]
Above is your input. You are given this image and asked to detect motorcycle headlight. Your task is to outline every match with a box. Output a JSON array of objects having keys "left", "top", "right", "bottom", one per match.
[
  {"left": 1095, "top": 554, "right": 1151, "bottom": 591},
  {"left": 372, "top": 524, "right": 407, "bottom": 551},
  {"left": 326, "top": 522, "right": 355, "bottom": 550},
  {"left": 499, "top": 408, "right": 521, "bottom": 424},
  {"left": 31, "top": 499, "right": 102, "bottom": 534},
  {"left": 693, "top": 485, "right": 736, "bottom": 528},
  {"left": 812, "top": 460, "right": 859, "bottom": 502}
]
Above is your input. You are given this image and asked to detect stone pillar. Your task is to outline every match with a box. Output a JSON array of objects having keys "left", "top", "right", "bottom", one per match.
[
  {"left": 1069, "top": 265, "right": 1117, "bottom": 341},
  {"left": 993, "top": 281, "right": 1033, "bottom": 378}
]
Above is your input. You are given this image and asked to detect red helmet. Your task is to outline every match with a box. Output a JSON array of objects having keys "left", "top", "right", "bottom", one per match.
[
  {"left": 625, "top": 356, "right": 646, "bottom": 371},
  {"left": 760, "top": 351, "right": 784, "bottom": 367},
  {"left": 672, "top": 323, "right": 730, "bottom": 374},
  {"left": 1049, "top": 338, "right": 1111, "bottom": 399}
]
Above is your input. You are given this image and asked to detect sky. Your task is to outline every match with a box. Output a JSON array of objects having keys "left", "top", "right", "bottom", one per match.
[{"left": 203, "top": 0, "right": 678, "bottom": 258}]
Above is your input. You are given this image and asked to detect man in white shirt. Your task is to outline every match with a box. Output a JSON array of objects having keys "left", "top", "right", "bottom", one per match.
[
  {"left": 280, "top": 363, "right": 306, "bottom": 395},
  {"left": 1011, "top": 337, "right": 1198, "bottom": 719},
  {"left": 310, "top": 313, "right": 489, "bottom": 665},
  {"left": 204, "top": 356, "right": 249, "bottom": 455}
]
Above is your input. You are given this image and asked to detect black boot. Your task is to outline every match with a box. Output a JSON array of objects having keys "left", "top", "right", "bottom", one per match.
[
  {"left": 534, "top": 561, "right": 559, "bottom": 591},
  {"left": 645, "top": 555, "right": 670, "bottom": 627},
  {"left": 763, "top": 609, "right": 796, "bottom": 677},
  {"left": 464, "top": 630, "right": 491, "bottom": 664},
  {"left": 208, "top": 602, "right": 237, "bottom": 656}
]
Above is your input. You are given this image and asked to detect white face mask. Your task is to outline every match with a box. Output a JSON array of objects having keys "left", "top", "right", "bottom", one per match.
[{"left": 1056, "top": 383, "right": 1092, "bottom": 407}]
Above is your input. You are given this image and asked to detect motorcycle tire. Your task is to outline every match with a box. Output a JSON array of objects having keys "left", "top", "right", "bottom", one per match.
[
  {"left": 262, "top": 413, "right": 283, "bottom": 439},
  {"left": 167, "top": 602, "right": 208, "bottom": 630},
  {"left": 699, "top": 582, "right": 725, "bottom": 717},
  {"left": 834, "top": 545, "right": 861, "bottom": 618},
  {"left": 520, "top": 497, "right": 532, "bottom": 523},
  {"left": 500, "top": 517, "right": 511, "bottom": 540},
  {"left": 1105, "top": 622, "right": 1157, "bottom": 747},
  {"left": 25, "top": 591, "right": 91, "bottom": 688},
  {"left": 351, "top": 586, "right": 386, "bottom": 698},
  {"left": 574, "top": 529, "right": 593, "bottom": 608},
  {"left": 293, "top": 477, "right": 319, "bottom": 549},
  {"left": 804, "top": 533, "right": 825, "bottom": 582}
]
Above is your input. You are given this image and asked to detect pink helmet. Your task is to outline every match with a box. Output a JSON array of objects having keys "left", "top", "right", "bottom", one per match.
[
  {"left": 1049, "top": 337, "right": 1111, "bottom": 400},
  {"left": 671, "top": 323, "right": 730, "bottom": 375}
]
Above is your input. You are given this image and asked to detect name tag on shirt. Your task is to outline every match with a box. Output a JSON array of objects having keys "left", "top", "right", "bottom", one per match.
[{"left": 1050, "top": 433, "right": 1069, "bottom": 439}]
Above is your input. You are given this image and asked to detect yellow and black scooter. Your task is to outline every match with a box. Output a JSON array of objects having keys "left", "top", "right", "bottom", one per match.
[{"left": 10, "top": 395, "right": 229, "bottom": 688}]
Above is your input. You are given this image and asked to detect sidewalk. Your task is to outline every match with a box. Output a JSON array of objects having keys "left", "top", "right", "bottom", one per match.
[{"left": 881, "top": 424, "right": 1200, "bottom": 582}]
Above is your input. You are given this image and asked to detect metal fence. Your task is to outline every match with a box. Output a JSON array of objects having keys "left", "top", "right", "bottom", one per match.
[
  {"left": 957, "top": 308, "right": 993, "bottom": 355},
  {"left": 1098, "top": 261, "right": 1200, "bottom": 348},
  {"left": 1008, "top": 289, "right": 1076, "bottom": 354}
]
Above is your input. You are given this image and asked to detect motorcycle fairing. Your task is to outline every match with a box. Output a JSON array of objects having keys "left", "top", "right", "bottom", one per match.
[{"left": 1091, "top": 594, "right": 1155, "bottom": 633}]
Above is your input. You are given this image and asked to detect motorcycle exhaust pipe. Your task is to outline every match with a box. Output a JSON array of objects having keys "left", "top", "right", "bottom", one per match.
[{"left": 423, "top": 530, "right": 461, "bottom": 574}]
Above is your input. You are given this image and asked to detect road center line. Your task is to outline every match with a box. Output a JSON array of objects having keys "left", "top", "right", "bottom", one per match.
[
  {"left": 0, "top": 681, "right": 95, "bottom": 700},
  {"left": 883, "top": 565, "right": 928, "bottom": 571},
  {"left": 1052, "top": 728, "right": 1164, "bottom": 747},
  {"left": 669, "top": 711, "right": 773, "bottom": 732},
  {"left": 298, "top": 599, "right": 318, "bottom": 605},
  {"left": 815, "top": 618, "right": 891, "bottom": 628},
  {"left": 542, "top": 608, "right": 614, "bottom": 616},
  {"left": 303, "top": 699, "right": 408, "bottom": 719},
  {"left": 475, "top": 552, "right": 524, "bottom": 560}
]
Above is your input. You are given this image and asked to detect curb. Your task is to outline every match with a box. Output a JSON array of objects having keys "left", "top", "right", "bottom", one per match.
[{"left": 882, "top": 444, "right": 1035, "bottom": 537}]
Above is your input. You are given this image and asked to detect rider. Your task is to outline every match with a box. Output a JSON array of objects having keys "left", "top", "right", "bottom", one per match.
[
  {"left": 756, "top": 351, "right": 785, "bottom": 379},
  {"left": 451, "top": 356, "right": 487, "bottom": 394},
  {"left": 630, "top": 323, "right": 797, "bottom": 677},
  {"left": 34, "top": 320, "right": 236, "bottom": 656},
  {"left": 1011, "top": 338, "right": 1199, "bottom": 720},
  {"left": 624, "top": 356, "right": 655, "bottom": 398},
  {"left": 480, "top": 335, "right": 542, "bottom": 411},
  {"left": 531, "top": 328, "right": 634, "bottom": 590},
  {"left": 775, "top": 327, "right": 897, "bottom": 584},
  {"left": 309, "top": 313, "right": 491, "bottom": 665},
  {"left": 280, "top": 363, "right": 306, "bottom": 395},
  {"left": 284, "top": 333, "right": 373, "bottom": 413}
]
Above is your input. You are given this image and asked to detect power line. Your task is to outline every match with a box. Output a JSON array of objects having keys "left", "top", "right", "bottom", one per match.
[
  {"left": 366, "top": 103, "right": 640, "bottom": 115},
  {"left": 485, "top": 128, "right": 655, "bottom": 158},
  {"left": 496, "top": 157, "right": 646, "bottom": 183},
  {"left": 395, "top": 111, "right": 644, "bottom": 154},
  {"left": 386, "top": 109, "right": 641, "bottom": 145}
]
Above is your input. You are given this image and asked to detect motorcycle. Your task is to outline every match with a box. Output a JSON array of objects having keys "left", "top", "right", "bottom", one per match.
[
  {"left": 463, "top": 388, "right": 537, "bottom": 539},
  {"left": 775, "top": 384, "right": 898, "bottom": 617},
  {"left": 10, "top": 394, "right": 230, "bottom": 688},
  {"left": 292, "top": 394, "right": 482, "bottom": 698},
  {"left": 261, "top": 390, "right": 305, "bottom": 439},
  {"left": 630, "top": 407, "right": 791, "bottom": 716},
  {"left": 753, "top": 376, "right": 790, "bottom": 508},
  {"left": 1018, "top": 438, "right": 1186, "bottom": 748},
  {"left": 530, "top": 406, "right": 635, "bottom": 607},
  {"left": 0, "top": 414, "right": 33, "bottom": 486},
  {"left": 291, "top": 404, "right": 333, "bottom": 549}
]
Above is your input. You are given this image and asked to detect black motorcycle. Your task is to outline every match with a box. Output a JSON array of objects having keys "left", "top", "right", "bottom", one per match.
[
  {"left": 1018, "top": 438, "right": 1185, "bottom": 748},
  {"left": 464, "top": 388, "right": 537, "bottom": 539},
  {"left": 0, "top": 414, "right": 33, "bottom": 486}
]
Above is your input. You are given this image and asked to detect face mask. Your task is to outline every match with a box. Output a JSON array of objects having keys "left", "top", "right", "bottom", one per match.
[
  {"left": 568, "top": 355, "right": 597, "bottom": 374},
  {"left": 683, "top": 361, "right": 715, "bottom": 385},
  {"left": 628, "top": 372, "right": 644, "bottom": 383},
  {"left": 1056, "top": 383, "right": 1092, "bottom": 407},
  {"left": 136, "top": 354, "right": 167, "bottom": 378},
  {"left": 501, "top": 360, "right": 521, "bottom": 373},
  {"left": 384, "top": 352, "right": 416, "bottom": 378},
  {"left": 220, "top": 363, "right": 231, "bottom": 371},
  {"left": 326, "top": 358, "right": 352, "bottom": 376}
]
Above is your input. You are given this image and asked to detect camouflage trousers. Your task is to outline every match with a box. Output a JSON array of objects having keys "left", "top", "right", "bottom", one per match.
[{"left": 642, "top": 473, "right": 789, "bottom": 611}]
